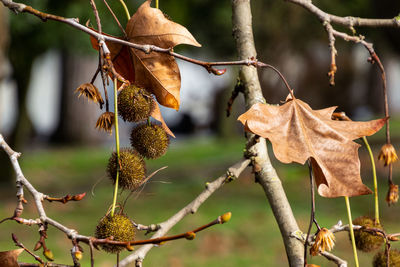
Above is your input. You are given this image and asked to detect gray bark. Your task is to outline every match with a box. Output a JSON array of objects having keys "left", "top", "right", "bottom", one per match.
[{"left": 231, "top": 0, "right": 304, "bottom": 266}]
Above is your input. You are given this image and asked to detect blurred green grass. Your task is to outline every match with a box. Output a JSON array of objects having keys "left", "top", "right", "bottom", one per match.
[{"left": 0, "top": 136, "right": 399, "bottom": 267}]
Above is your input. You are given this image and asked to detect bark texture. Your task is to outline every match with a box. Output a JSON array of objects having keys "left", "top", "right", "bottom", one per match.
[{"left": 231, "top": 0, "right": 304, "bottom": 266}]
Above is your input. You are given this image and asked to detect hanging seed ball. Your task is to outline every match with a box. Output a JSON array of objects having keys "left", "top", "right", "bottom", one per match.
[
  {"left": 118, "top": 85, "right": 154, "bottom": 122},
  {"left": 95, "top": 214, "right": 136, "bottom": 253},
  {"left": 130, "top": 123, "right": 170, "bottom": 159},
  {"left": 107, "top": 148, "right": 146, "bottom": 190},
  {"left": 351, "top": 216, "right": 384, "bottom": 252},
  {"left": 373, "top": 249, "right": 400, "bottom": 267}
]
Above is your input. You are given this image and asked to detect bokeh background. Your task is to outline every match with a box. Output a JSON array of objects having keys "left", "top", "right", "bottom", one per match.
[{"left": 0, "top": 0, "right": 399, "bottom": 266}]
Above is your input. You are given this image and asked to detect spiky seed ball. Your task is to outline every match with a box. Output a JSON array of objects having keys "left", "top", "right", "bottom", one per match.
[
  {"left": 130, "top": 123, "right": 169, "bottom": 159},
  {"left": 107, "top": 148, "right": 146, "bottom": 190},
  {"left": 94, "top": 214, "right": 136, "bottom": 253},
  {"left": 373, "top": 249, "right": 400, "bottom": 267},
  {"left": 351, "top": 216, "right": 384, "bottom": 252},
  {"left": 118, "top": 85, "right": 154, "bottom": 122}
]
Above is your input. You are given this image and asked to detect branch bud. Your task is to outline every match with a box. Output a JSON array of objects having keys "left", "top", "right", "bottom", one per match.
[
  {"left": 185, "top": 232, "right": 196, "bottom": 240},
  {"left": 74, "top": 250, "right": 83, "bottom": 261},
  {"left": 220, "top": 212, "right": 232, "bottom": 224},
  {"left": 126, "top": 243, "right": 134, "bottom": 251},
  {"left": 43, "top": 249, "right": 54, "bottom": 261},
  {"left": 34, "top": 241, "right": 42, "bottom": 251}
]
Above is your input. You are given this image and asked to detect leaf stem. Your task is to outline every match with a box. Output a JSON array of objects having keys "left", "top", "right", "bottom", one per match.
[
  {"left": 119, "top": 0, "right": 130, "bottom": 21},
  {"left": 111, "top": 78, "right": 121, "bottom": 217},
  {"left": 362, "top": 136, "right": 379, "bottom": 224},
  {"left": 345, "top": 196, "right": 359, "bottom": 267}
]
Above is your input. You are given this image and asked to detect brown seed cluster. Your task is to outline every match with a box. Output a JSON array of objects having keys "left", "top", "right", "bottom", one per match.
[
  {"left": 75, "top": 83, "right": 104, "bottom": 107},
  {"left": 130, "top": 123, "right": 170, "bottom": 159},
  {"left": 352, "top": 216, "right": 384, "bottom": 252},
  {"left": 310, "top": 228, "right": 335, "bottom": 256},
  {"left": 378, "top": 143, "right": 398, "bottom": 166},
  {"left": 95, "top": 214, "right": 136, "bottom": 253},
  {"left": 95, "top": 112, "right": 115, "bottom": 134}
]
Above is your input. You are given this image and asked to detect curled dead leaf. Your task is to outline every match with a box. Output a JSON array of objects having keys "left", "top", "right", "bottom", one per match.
[
  {"left": 150, "top": 100, "right": 175, "bottom": 138},
  {"left": 90, "top": 0, "right": 201, "bottom": 110},
  {"left": 238, "top": 99, "right": 387, "bottom": 198},
  {"left": 126, "top": 0, "right": 201, "bottom": 110}
]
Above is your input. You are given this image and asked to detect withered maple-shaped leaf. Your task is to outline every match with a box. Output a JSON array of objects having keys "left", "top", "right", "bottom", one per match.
[
  {"left": 0, "top": 249, "right": 23, "bottom": 267},
  {"left": 238, "top": 99, "right": 387, "bottom": 198},
  {"left": 125, "top": 0, "right": 201, "bottom": 110}
]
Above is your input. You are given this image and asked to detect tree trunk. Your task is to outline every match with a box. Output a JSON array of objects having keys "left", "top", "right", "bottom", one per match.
[{"left": 231, "top": 1, "right": 304, "bottom": 266}]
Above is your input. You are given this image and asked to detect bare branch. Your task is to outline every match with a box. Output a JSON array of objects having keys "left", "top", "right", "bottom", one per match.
[
  {"left": 286, "top": 0, "right": 400, "bottom": 28},
  {"left": 1, "top": 132, "right": 250, "bottom": 266},
  {"left": 320, "top": 251, "right": 347, "bottom": 267},
  {"left": 323, "top": 22, "right": 337, "bottom": 86},
  {"left": 118, "top": 159, "right": 250, "bottom": 266}
]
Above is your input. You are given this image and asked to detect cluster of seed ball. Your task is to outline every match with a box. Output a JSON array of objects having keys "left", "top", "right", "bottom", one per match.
[
  {"left": 94, "top": 214, "right": 136, "bottom": 253},
  {"left": 352, "top": 216, "right": 385, "bottom": 252},
  {"left": 96, "top": 85, "right": 170, "bottom": 254},
  {"left": 106, "top": 84, "right": 170, "bottom": 191},
  {"left": 373, "top": 249, "right": 400, "bottom": 267}
]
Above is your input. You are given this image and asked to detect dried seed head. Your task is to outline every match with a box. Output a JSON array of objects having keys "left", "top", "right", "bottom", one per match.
[
  {"left": 118, "top": 85, "right": 154, "bottom": 122},
  {"left": 352, "top": 216, "right": 384, "bottom": 252},
  {"left": 130, "top": 123, "right": 169, "bottom": 159},
  {"left": 96, "top": 112, "right": 115, "bottom": 134},
  {"left": 310, "top": 228, "right": 335, "bottom": 256},
  {"left": 373, "top": 249, "right": 400, "bottom": 267},
  {"left": 94, "top": 214, "right": 136, "bottom": 254},
  {"left": 386, "top": 184, "right": 399, "bottom": 206},
  {"left": 75, "top": 83, "right": 104, "bottom": 107},
  {"left": 378, "top": 143, "right": 398, "bottom": 166},
  {"left": 107, "top": 148, "right": 146, "bottom": 190}
]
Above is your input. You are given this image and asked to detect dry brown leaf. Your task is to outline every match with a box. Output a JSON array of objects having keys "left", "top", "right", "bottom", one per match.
[
  {"left": 126, "top": 0, "right": 201, "bottom": 110},
  {"left": 0, "top": 249, "right": 24, "bottom": 267},
  {"left": 90, "top": 1, "right": 200, "bottom": 110},
  {"left": 238, "top": 98, "right": 387, "bottom": 198},
  {"left": 151, "top": 100, "right": 175, "bottom": 138}
]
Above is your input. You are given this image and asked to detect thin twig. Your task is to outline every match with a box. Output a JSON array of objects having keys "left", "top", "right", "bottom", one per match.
[
  {"left": 103, "top": 0, "right": 127, "bottom": 37},
  {"left": 286, "top": 0, "right": 400, "bottom": 28},
  {"left": 320, "top": 251, "right": 347, "bottom": 267},
  {"left": 44, "top": 193, "right": 86, "bottom": 204},
  {"left": 323, "top": 21, "right": 337, "bottom": 86},
  {"left": 12, "top": 233, "right": 44, "bottom": 264},
  {"left": 304, "top": 160, "right": 315, "bottom": 266}
]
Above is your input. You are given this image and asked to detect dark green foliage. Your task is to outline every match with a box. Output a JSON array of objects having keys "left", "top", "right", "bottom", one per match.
[
  {"left": 130, "top": 123, "right": 170, "bottom": 159},
  {"left": 352, "top": 216, "right": 384, "bottom": 252},
  {"left": 94, "top": 214, "right": 136, "bottom": 253},
  {"left": 373, "top": 249, "right": 400, "bottom": 267},
  {"left": 118, "top": 85, "right": 154, "bottom": 122},
  {"left": 107, "top": 148, "right": 146, "bottom": 190}
]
